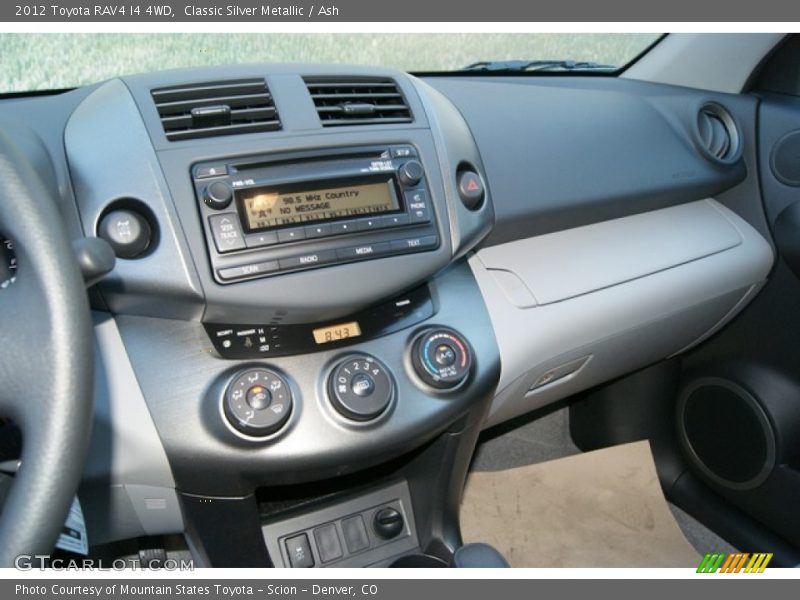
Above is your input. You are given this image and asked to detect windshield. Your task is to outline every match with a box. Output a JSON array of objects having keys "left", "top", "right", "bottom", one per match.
[{"left": 0, "top": 33, "right": 661, "bottom": 94}]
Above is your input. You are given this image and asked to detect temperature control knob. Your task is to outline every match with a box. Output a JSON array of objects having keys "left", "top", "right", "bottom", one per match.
[
  {"left": 411, "top": 328, "right": 472, "bottom": 389},
  {"left": 224, "top": 368, "right": 292, "bottom": 437},
  {"left": 329, "top": 355, "right": 394, "bottom": 421}
]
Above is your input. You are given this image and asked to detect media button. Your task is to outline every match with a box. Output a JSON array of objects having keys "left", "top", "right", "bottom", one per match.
[
  {"left": 336, "top": 242, "right": 391, "bottom": 261},
  {"left": 279, "top": 250, "right": 337, "bottom": 270},
  {"left": 277, "top": 227, "right": 307, "bottom": 243}
]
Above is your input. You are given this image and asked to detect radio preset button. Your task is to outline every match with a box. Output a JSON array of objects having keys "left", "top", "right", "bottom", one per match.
[
  {"left": 279, "top": 250, "right": 337, "bottom": 271},
  {"left": 277, "top": 227, "right": 307, "bottom": 243},
  {"left": 218, "top": 260, "right": 279, "bottom": 281},
  {"left": 379, "top": 214, "right": 410, "bottom": 228},
  {"left": 330, "top": 221, "right": 357, "bottom": 235},
  {"left": 357, "top": 217, "right": 383, "bottom": 231},
  {"left": 245, "top": 232, "right": 279, "bottom": 248},
  {"left": 209, "top": 213, "right": 246, "bottom": 253},
  {"left": 305, "top": 224, "right": 332, "bottom": 239}
]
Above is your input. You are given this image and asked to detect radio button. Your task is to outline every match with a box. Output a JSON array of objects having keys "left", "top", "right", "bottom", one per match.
[
  {"left": 245, "top": 231, "right": 279, "bottom": 248},
  {"left": 391, "top": 236, "right": 439, "bottom": 253},
  {"left": 336, "top": 242, "right": 391, "bottom": 261},
  {"left": 379, "top": 214, "right": 410, "bottom": 228},
  {"left": 209, "top": 213, "right": 246, "bottom": 253},
  {"left": 279, "top": 250, "right": 337, "bottom": 271},
  {"left": 218, "top": 260, "right": 279, "bottom": 281},
  {"left": 277, "top": 227, "right": 307, "bottom": 243},
  {"left": 305, "top": 224, "right": 332, "bottom": 239},
  {"left": 330, "top": 221, "right": 358, "bottom": 235}
]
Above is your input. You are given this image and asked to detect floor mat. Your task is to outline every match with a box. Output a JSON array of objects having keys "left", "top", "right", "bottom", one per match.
[{"left": 460, "top": 440, "right": 700, "bottom": 567}]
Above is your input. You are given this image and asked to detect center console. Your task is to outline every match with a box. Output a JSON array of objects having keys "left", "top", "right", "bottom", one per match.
[{"left": 66, "top": 64, "right": 501, "bottom": 567}]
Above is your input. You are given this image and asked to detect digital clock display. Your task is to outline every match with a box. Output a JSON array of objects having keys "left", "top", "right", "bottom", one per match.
[{"left": 312, "top": 321, "right": 363, "bottom": 345}]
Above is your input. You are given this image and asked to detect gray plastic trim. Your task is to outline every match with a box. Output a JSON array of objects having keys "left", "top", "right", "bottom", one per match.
[
  {"left": 65, "top": 79, "right": 205, "bottom": 320},
  {"left": 471, "top": 199, "right": 774, "bottom": 428},
  {"left": 478, "top": 199, "right": 743, "bottom": 306},
  {"left": 83, "top": 312, "right": 184, "bottom": 542}
]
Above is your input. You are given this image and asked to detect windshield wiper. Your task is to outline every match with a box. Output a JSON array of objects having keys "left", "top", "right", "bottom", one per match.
[{"left": 458, "top": 59, "right": 617, "bottom": 73}]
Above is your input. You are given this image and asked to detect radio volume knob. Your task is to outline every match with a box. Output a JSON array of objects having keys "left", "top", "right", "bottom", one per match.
[
  {"left": 398, "top": 160, "right": 424, "bottom": 187},
  {"left": 204, "top": 181, "right": 233, "bottom": 210}
]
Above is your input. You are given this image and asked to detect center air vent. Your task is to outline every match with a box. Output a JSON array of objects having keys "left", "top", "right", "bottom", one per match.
[
  {"left": 305, "top": 77, "right": 413, "bottom": 126},
  {"left": 695, "top": 102, "right": 741, "bottom": 165},
  {"left": 152, "top": 79, "right": 281, "bottom": 141}
]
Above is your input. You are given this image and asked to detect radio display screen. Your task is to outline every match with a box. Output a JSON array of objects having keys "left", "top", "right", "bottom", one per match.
[{"left": 237, "top": 176, "right": 401, "bottom": 232}]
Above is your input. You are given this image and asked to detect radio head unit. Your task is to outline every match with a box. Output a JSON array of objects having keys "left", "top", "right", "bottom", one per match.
[{"left": 193, "top": 145, "right": 439, "bottom": 284}]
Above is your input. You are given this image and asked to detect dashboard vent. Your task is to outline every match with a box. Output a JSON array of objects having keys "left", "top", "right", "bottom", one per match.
[
  {"left": 152, "top": 79, "right": 281, "bottom": 141},
  {"left": 696, "top": 102, "right": 741, "bottom": 164},
  {"left": 305, "top": 77, "right": 413, "bottom": 126}
]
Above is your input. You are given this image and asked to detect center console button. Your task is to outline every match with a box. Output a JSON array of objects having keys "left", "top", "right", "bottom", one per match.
[
  {"left": 313, "top": 523, "right": 343, "bottom": 563},
  {"left": 341, "top": 516, "right": 370, "bottom": 553},
  {"left": 329, "top": 354, "right": 393, "bottom": 421},
  {"left": 404, "top": 190, "right": 431, "bottom": 223},
  {"left": 285, "top": 534, "right": 314, "bottom": 568}
]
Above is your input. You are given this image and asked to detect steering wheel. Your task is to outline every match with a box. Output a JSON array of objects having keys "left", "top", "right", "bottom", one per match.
[{"left": 0, "top": 131, "right": 94, "bottom": 566}]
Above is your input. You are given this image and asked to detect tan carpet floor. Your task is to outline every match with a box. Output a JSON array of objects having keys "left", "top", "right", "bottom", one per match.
[{"left": 461, "top": 440, "right": 700, "bottom": 567}]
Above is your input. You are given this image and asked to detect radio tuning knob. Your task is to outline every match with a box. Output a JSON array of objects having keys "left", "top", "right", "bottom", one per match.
[
  {"left": 204, "top": 181, "right": 233, "bottom": 210},
  {"left": 398, "top": 160, "right": 424, "bottom": 187}
]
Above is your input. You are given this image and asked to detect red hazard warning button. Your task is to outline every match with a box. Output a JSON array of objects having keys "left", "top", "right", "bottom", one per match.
[{"left": 457, "top": 170, "right": 485, "bottom": 210}]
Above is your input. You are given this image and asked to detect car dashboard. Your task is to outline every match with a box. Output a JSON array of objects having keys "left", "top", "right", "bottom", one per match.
[{"left": 0, "top": 63, "right": 774, "bottom": 567}]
